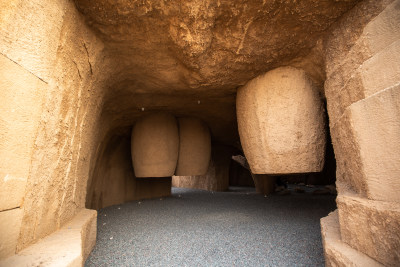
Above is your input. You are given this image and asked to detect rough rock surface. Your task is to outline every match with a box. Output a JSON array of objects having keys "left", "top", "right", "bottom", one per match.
[
  {"left": 332, "top": 85, "right": 400, "bottom": 202},
  {"left": 74, "top": 0, "right": 359, "bottom": 89},
  {"left": 320, "top": 210, "right": 383, "bottom": 267},
  {"left": 237, "top": 66, "right": 326, "bottom": 174},
  {"left": 320, "top": 2, "right": 400, "bottom": 267},
  {"left": 74, "top": 0, "right": 360, "bottom": 146},
  {"left": 0, "top": 209, "right": 97, "bottom": 267},
  {"left": 324, "top": 0, "right": 400, "bottom": 125},
  {"left": 337, "top": 195, "right": 400, "bottom": 266}
]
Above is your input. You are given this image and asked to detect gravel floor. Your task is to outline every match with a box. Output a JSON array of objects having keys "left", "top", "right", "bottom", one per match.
[{"left": 85, "top": 186, "right": 336, "bottom": 267}]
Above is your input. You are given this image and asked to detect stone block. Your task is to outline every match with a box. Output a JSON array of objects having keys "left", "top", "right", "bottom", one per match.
[
  {"left": 337, "top": 195, "right": 400, "bottom": 266},
  {"left": 0, "top": 54, "right": 45, "bottom": 211},
  {"left": 324, "top": 0, "right": 400, "bottom": 124},
  {"left": 0, "top": 209, "right": 97, "bottom": 265},
  {"left": 131, "top": 113, "right": 179, "bottom": 177},
  {"left": 0, "top": 208, "right": 23, "bottom": 259},
  {"left": 0, "top": 0, "right": 66, "bottom": 81},
  {"left": 175, "top": 117, "right": 211, "bottom": 176},
  {"left": 67, "top": 209, "right": 97, "bottom": 261},
  {"left": 360, "top": 39, "right": 400, "bottom": 96},
  {"left": 321, "top": 210, "right": 383, "bottom": 267},
  {"left": 237, "top": 66, "right": 326, "bottom": 174},
  {"left": 325, "top": 0, "right": 399, "bottom": 79},
  {"left": 331, "top": 84, "right": 400, "bottom": 202},
  {"left": 362, "top": 0, "right": 400, "bottom": 55}
]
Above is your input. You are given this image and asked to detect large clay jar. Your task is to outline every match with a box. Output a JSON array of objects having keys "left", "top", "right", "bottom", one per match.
[
  {"left": 175, "top": 117, "right": 211, "bottom": 176},
  {"left": 131, "top": 113, "right": 179, "bottom": 177},
  {"left": 236, "top": 66, "right": 326, "bottom": 174}
]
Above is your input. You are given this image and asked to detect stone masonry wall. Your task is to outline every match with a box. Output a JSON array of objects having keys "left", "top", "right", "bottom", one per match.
[
  {"left": 321, "top": 0, "right": 400, "bottom": 266},
  {"left": 0, "top": 0, "right": 110, "bottom": 258}
]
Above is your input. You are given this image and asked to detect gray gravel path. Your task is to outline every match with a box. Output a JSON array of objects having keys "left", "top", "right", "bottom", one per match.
[{"left": 85, "top": 186, "right": 336, "bottom": 267}]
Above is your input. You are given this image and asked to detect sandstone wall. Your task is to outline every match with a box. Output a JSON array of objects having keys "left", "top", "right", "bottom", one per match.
[
  {"left": 321, "top": 0, "right": 400, "bottom": 265},
  {"left": 0, "top": 0, "right": 110, "bottom": 259}
]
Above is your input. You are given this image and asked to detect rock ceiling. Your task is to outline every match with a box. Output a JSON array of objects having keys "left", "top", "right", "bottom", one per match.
[{"left": 74, "top": 0, "right": 360, "bottom": 145}]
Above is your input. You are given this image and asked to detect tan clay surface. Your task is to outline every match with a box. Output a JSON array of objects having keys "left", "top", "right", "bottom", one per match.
[
  {"left": 237, "top": 66, "right": 326, "bottom": 174},
  {"left": 176, "top": 117, "right": 211, "bottom": 176}
]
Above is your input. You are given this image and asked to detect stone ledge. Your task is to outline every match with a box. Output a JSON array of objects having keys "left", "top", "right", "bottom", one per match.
[
  {"left": 0, "top": 209, "right": 97, "bottom": 267},
  {"left": 337, "top": 195, "right": 400, "bottom": 266},
  {"left": 321, "top": 210, "right": 383, "bottom": 267}
]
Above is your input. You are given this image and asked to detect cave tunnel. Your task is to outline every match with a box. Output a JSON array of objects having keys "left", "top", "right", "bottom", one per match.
[
  {"left": 83, "top": 67, "right": 339, "bottom": 265},
  {"left": 0, "top": 0, "right": 399, "bottom": 266}
]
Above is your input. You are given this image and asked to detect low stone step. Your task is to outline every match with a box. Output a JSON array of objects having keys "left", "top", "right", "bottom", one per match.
[
  {"left": 337, "top": 195, "right": 400, "bottom": 266},
  {"left": 0, "top": 209, "right": 97, "bottom": 267},
  {"left": 321, "top": 209, "right": 383, "bottom": 267}
]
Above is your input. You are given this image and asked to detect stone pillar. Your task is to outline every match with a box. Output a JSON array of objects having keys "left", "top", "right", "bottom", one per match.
[
  {"left": 321, "top": 1, "right": 400, "bottom": 266},
  {"left": 236, "top": 66, "right": 326, "bottom": 174},
  {"left": 175, "top": 117, "right": 211, "bottom": 176},
  {"left": 131, "top": 113, "right": 179, "bottom": 177}
]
